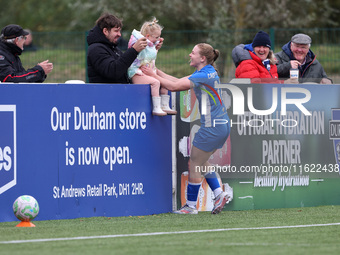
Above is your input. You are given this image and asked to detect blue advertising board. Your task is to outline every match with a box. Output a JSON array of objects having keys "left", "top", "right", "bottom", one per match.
[{"left": 0, "top": 83, "right": 172, "bottom": 222}]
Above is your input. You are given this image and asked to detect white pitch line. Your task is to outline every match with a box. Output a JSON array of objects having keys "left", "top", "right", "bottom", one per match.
[
  {"left": 238, "top": 196, "right": 253, "bottom": 199},
  {"left": 1, "top": 222, "right": 340, "bottom": 244},
  {"left": 210, "top": 242, "right": 312, "bottom": 247}
]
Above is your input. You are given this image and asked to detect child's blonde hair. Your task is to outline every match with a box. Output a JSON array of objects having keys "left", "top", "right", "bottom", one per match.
[{"left": 140, "top": 17, "right": 163, "bottom": 36}]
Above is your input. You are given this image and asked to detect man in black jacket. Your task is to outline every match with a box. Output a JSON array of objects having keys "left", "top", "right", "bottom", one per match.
[
  {"left": 87, "top": 13, "right": 156, "bottom": 83},
  {"left": 0, "top": 24, "right": 53, "bottom": 83}
]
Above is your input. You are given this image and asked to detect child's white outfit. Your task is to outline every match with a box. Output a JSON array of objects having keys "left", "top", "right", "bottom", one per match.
[
  {"left": 128, "top": 29, "right": 158, "bottom": 79},
  {"left": 128, "top": 29, "right": 176, "bottom": 115}
]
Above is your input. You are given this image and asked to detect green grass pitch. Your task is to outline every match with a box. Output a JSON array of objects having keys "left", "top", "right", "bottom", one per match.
[{"left": 1, "top": 205, "right": 339, "bottom": 255}]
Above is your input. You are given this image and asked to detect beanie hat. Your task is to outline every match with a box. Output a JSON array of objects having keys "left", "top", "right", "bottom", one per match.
[{"left": 252, "top": 31, "right": 271, "bottom": 49}]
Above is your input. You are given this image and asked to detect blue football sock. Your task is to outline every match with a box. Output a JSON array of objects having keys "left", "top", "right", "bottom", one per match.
[
  {"left": 186, "top": 182, "right": 201, "bottom": 208},
  {"left": 205, "top": 172, "right": 221, "bottom": 191}
]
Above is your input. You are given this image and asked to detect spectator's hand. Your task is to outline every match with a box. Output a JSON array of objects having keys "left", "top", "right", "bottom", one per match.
[
  {"left": 283, "top": 78, "right": 299, "bottom": 84},
  {"left": 320, "top": 78, "right": 332, "bottom": 84},
  {"left": 133, "top": 38, "right": 147, "bottom": 53},
  {"left": 290, "top": 60, "right": 300, "bottom": 69},
  {"left": 38, "top": 60, "right": 53, "bottom": 75},
  {"left": 155, "top": 37, "right": 164, "bottom": 51},
  {"left": 140, "top": 65, "right": 156, "bottom": 77}
]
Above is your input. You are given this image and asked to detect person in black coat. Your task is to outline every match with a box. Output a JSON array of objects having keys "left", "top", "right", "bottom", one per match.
[
  {"left": 87, "top": 13, "right": 163, "bottom": 84},
  {"left": 0, "top": 24, "right": 53, "bottom": 83}
]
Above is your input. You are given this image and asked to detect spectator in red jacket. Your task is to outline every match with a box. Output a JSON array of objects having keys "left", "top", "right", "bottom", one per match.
[{"left": 233, "top": 31, "right": 279, "bottom": 83}]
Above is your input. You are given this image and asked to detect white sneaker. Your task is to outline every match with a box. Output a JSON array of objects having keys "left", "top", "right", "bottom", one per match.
[
  {"left": 173, "top": 204, "right": 198, "bottom": 214},
  {"left": 211, "top": 192, "right": 231, "bottom": 214}
]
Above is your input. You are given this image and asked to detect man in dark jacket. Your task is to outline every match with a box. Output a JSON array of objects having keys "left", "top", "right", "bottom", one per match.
[
  {"left": 275, "top": 33, "right": 332, "bottom": 84},
  {"left": 87, "top": 13, "right": 156, "bottom": 83},
  {"left": 0, "top": 24, "right": 53, "bottom": 83}
]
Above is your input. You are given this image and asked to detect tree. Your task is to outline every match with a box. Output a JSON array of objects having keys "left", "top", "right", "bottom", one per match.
[
  {"left": 0, "top": 0, "right": 74, "bottom": 31},
  {"left": 1, "top": 0, "right": 337, "bottom": 32},
  {"left": 328, "top": 0, "right": 340, "bottom": 27}
]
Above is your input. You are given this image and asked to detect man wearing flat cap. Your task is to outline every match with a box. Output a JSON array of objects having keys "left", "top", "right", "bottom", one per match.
[
  {"left": 275, "top": 33, "right": 332, "bottom": 84},
  {"left": 0, "top": 24, "right": 53, "bottom": 82}
]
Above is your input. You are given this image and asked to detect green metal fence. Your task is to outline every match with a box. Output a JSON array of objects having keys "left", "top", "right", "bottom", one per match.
[{"left": 19, "top": 28, "right": 340, "bottom": 84}]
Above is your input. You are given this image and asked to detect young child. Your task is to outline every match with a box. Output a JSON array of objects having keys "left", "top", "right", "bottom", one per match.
[{"left": 128, "top": 18, "right": 177, "bottom": 116}]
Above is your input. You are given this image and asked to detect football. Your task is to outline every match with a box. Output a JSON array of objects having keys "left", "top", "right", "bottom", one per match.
[{"left": 13, "top": 195, "right": 39, "bottom": 222}]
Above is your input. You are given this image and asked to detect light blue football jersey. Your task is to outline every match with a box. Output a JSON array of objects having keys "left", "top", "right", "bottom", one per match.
[{"left": 189, "top": 65, "right": 229, "bottom": 128}]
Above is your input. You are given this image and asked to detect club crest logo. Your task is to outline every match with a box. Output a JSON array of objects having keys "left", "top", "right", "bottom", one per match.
[{"left": 329, "top": 108, "right": 340, "bottom": 165}]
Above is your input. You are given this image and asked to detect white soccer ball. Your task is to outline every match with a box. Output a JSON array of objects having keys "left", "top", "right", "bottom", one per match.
[{"left": 13, "top": 195, "right": 39, "bottom": 222}]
